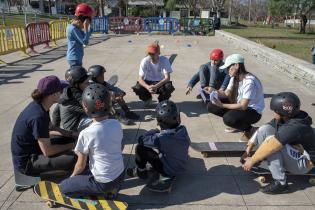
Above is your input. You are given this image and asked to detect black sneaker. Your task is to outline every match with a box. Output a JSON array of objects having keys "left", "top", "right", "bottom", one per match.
[
  {"left": 260, "top": 180, "right": 289, "bottom": 194},
  {"left": 114, "top": 113, "right": 132, "bottom": 125},
  {"left": 196, "top": 94, "right": 202, "bottom": 99},
  {"left": 125, "top": 111, "right": 140, "bottom": 120},
  {"left": 126, "top": 167, "right": 148, "bottom": 180}
]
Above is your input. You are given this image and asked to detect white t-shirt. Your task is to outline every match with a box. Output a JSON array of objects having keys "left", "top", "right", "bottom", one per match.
[
  {"left": 139, "top": 55, "right": 173, "bottom": 82},
  {"left": 75, "top": 119, "right": 124, "bottom": 183},
  {"left": 227, "top": 74, "right": 265, "bottom": 114}
]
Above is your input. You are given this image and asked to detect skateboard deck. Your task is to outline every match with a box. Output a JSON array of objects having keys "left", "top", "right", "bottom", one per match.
[
  {"left": 34, "top": 181, "right": 128, "bottom": 210},
  {"left": 250, "top": 162, "right": 315, "bottom": 184},
  {"left": 146, "top": 175, "right": 175, "bottom": 193},
  {"left": 107, "top": 75, "right": 118, "bottom": 86},
  {"left": 191, "top": 142, "right": 257, "bottom": 157}
]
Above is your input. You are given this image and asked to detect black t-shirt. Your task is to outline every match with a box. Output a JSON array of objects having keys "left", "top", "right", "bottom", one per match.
[
  {"left": 11, "top": 101, "right": 50, "bottom": 171},
  {"left": 270, "top": 111, "right": 315, "bottom": 162}
]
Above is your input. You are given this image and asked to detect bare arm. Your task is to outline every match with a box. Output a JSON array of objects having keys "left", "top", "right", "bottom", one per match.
[
  {"left": 153, "top": 72, "right": 170, "bottom": 89},
  {"left": 49, "top": 123, "right": 78, "bottom": 138},
  {"left": 71, "top": 152, "right": 88, "bottom": 177},
  {"left": 138, "top": 76, "right": 150, "bottom": 90},
  {"left": 222, "top": 98, "right": 250, "bottom": 110},
  {"left": 38, "top": 138, "right": 75, "bottom": 157}
]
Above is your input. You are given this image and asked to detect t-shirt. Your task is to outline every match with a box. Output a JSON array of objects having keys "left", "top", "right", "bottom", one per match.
[
  {"left": 227, "top": 74, "right": 265, "bottom": 114},
  {"left": 11, "top": 101, "right": 50, "bottom": 171},
  {"left": 75, "top": 119, "right": 124, "bottom": 183},
  {"left": 269, "top": 111, "right": 315, "bottom": 162},
  {"left": 139, "top": 55, "right": 172, "bottom": 82}
]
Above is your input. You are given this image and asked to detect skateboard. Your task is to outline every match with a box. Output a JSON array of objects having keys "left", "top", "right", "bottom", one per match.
[
  {"left": 146, "top": 174, "right": 175, "bottom": 193},
  {"left": 250, "top": 162, "right": 315, "bottom": 185},
  {"left": 107, "top": 75, "right": 118, "bottom": 86},
  {"left": 34, "top": 181, "right": 128, "bottom": 210},
  {"left": 190, "top": 142, "right": 256, "bottom": 158}
]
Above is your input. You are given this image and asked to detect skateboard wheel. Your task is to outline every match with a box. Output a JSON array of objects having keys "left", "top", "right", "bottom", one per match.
[
  {"left": 309, "top": 178, "right": 315, "bottom": 185},
  {"left": 258, "top": 176, "right": 266, "bottom": 183},
  {"left": 46, "top": 201, "right": 55, "bottom": 208}
]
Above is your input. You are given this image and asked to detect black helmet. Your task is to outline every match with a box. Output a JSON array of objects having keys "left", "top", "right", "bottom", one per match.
[
  {"left": 156, "top": 100, "right": 180, "bottom": 129},
  {"left": 270, "top": 92, "right": 300, "bottom": 117},
  {"left": 88, "top": 65, "right": 106, "bottom": 81},
  {"left": 67, "top": 66, "right": 89, "bottom": 86},
  {"left": 82, "top": 83, "right": 111, "bottom": 118}
]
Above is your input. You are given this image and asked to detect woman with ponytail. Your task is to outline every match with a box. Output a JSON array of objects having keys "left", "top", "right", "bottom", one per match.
[{"left": 207, "top": 54, "right": 265, "bottom": 142}]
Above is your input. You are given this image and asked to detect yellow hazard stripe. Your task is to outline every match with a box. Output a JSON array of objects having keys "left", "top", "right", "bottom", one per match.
[
  {"left": 84, "top": 197, "right": 97, "bottom": 210},
  {"left": 98, "top": 197, "right": 111, "bottom": 210},
  {"left": 38, "top": 181, "right": 49, "bottom": 200},
  {"left": 69, "top": 198, "right": 82, "bottom": 209},
  {"left": 51, "top": 182, "right": 65, "bottom": 205},
  {"left": 114, "top": 200, "right": 127, "bottom": 210}
]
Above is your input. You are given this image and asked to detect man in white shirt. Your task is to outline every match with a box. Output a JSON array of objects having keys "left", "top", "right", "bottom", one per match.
[{"left": 132, "top": 42, "right": 175, "bottom": 106}]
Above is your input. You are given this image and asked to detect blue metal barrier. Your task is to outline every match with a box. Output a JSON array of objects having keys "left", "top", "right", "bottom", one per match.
[
  {"left": 92, "top": 16, "right": 109, "bottom": 33},
  {"left": 143, "top": 17, "right": 179, "bottom": 34}
]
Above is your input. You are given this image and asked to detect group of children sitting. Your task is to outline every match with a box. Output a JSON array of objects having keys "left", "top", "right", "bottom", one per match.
[{"left": 11, "top": 41, "right": 315, "bottom": 199}]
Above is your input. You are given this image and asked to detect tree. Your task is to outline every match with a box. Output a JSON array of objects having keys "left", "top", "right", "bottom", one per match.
[{"left": 268, "top": 0, "right": 315, "bottom": 33}]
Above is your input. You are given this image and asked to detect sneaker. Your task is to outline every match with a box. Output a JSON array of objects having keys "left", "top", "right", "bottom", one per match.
[
  {"left": 224, "top": 127, "right": 239, "bottom": 133},
  {"left": 143, "top": 99, "right": 153, "bottom": 108},
  {"left": 125, "top": 111, "right": 140, "bottom": 120},
  {"left": 239, "top": 126, "right": 258, "bottom": 142},
  {"left": 260, "top": 180, "right": 289, "bottom": 194},
  {"left": 196, "top": 94, "right": 202, "bottom": 99},
  {"left": 146, "top": 174, "right": 174, "bottom": 192},
  {"left": 126, "top": 167, "right": 148, "bottom": 180}
]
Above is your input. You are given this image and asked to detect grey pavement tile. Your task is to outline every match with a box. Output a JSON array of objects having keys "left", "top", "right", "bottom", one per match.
[
  {"left": 247, "top": 206, "right": 314, "bottom": 210},
  {"left": 236, "top": 176, "right": 313, "bottom": 206},
  {"left": 128, "top": 204, "right": 247, "bottom": 210},
  {"left": 15, "top": 188, "right": 40, "bottom": 203},
  {"left": 7, "top": 202, "right": 68, "bottom": 210},
  {"left": 120, "top": 175, "right": 245, "bottom": 206},
  {"left": 0, "top": 176, "right": 15, "bottom": 202},
  {"left": 0, "top": 146, "right": 13, "bottom": 171},
  {"left": 0, "top": 171, "right": 13, "bottom": 189}
]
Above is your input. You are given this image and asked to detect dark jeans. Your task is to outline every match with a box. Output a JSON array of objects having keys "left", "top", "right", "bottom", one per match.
[
  {"left": 24, "top": 151, "right": 77, "bottom": 176},
  {"left": 50, "top": 136, "right": 76, "bottom": 145},
  {"left": 60, "top": 169, "right": 125, "bottom": 197},
  {"left": 135, "top": 144, "right": 167, "bottom": 176},
  {"left": 312, "top": 55, "right": 315, "bottom": 65},
  {"left": 132, "top": 80, "right": 175, "bottom": 102},
  {"left": 207, "top": 101, "right": 261, "bottom": 132}
]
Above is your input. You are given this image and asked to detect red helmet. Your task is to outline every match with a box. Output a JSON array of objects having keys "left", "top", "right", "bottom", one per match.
[
  {"left": 209, "top": 49, "right": 224, "bottom": 60},
  {"left": 75, "top": 3, "right": 94, "bottom": 18}
]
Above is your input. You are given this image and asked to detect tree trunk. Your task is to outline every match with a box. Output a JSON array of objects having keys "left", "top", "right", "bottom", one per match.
[{"left": 299, "top": 14, "right": 307, "bottom": 34}]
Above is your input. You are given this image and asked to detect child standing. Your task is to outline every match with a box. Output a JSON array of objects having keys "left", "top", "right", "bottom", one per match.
[
  {"left": 60, "top": 83, "right": 124, "bottom": 196},
  {"left": 66, "top": 3, "right": 94, "bottom": 67},
  {"left": 127, "top": 100, "right": 190, "bottom": 189}
]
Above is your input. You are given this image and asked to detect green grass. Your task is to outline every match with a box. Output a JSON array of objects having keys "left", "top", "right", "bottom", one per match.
[
  {"left": 0, "top": 14, "right": 68, "bottom": 27},
  {"left": 222, "top": 26, "right": 315, "bottom": 63}
]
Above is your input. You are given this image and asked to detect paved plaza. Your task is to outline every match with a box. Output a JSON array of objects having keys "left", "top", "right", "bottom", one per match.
[{"left": 0, "top": 33, "right": 315, "bottom": 210}]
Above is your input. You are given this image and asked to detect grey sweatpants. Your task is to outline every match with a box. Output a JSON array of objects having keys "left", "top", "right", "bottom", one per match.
[{"left": 253, "top": 124, "right": 312, "bottom": 184}]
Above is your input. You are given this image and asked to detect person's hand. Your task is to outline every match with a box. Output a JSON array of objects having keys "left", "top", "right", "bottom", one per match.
[
  {"left": 148, "top": 85, "right": 157, "bottom": 94},
  {"left": 185, "top": 86, "right": 192, "bottom": 95},
  {"left": 240, "top": 150, "right": 250, "bottom": 163},
  {"left": 242, "top": 157, "right": 255, "bottom": 171},
  {"left": 83, "top": 18, "right": 91, "bottom": 31},
  {"left": 212, "top": 97, "right": 223, "bottom": 107},
  {"left": 203, "top": 86, "right": 213, "bottom": 94}
]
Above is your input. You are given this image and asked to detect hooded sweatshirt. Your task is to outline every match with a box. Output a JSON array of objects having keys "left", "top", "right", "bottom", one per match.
[
  {"left": 269, "top": 111, "right": 315, "bottom": 162},
  {"left": 51, "top": 86, "right": 86, "bottom": 131},
  {"left": 139, "top": 125, "right": 191, "bottom": 177}
]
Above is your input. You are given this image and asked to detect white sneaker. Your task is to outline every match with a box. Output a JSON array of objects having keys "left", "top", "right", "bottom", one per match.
[{"left": 224, "top": 127, "right": 239, "bottom": 133}]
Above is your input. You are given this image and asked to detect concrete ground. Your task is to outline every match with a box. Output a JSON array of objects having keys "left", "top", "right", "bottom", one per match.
[{"left": 0, "top": 33, "right": 315, "bottom": 210}]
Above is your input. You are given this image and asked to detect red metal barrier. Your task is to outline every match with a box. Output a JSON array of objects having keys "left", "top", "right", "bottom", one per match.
[
  {"left": 109, "top": 17, "right": 142, "bottom": 34},
  {"left": 25, "top": 22, "right": 51, "bottom": 53}
]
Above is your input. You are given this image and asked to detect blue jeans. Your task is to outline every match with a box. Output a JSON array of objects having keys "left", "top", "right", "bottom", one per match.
[
  {"left": 312, "top": 55, "right": 315, "bottom": 65},
  {"left": 59, "top": 169, "right": 124, "bottom": 197},
  {"left": 67, "top": 60, "right": 82, "bottom": 67}
]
